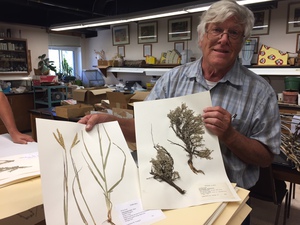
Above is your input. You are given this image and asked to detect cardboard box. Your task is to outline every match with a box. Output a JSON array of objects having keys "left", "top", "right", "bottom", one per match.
[
  {"left": 106, "top": 92, "right": 134, "bottom": 109},
  {"left": 55, "top": 104, "right": 94, "bottom": 119},
  {"left": 72, "top": 87, "right": 113, "bottom": 105},
  {"left": 106, "top": 91, "right": 150, "bottom": 109}
]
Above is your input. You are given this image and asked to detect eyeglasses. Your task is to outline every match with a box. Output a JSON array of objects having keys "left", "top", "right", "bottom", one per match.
[{"left": 206, "top": 27, "right": 244, "bottom": 42}]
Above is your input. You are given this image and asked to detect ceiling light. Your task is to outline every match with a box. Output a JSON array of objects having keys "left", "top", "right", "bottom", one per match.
[{"left": 50, "top": 0, "right": 275, "bottom": 31}]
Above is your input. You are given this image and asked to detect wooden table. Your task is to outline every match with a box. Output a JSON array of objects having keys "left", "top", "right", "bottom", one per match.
[{"left": 272, "top": 154, "right": 300, "bottom": 218}]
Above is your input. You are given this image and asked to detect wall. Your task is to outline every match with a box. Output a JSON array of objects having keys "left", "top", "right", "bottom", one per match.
[
  {"left": 81, "top": 0, "right": 300, "bottom": 91},
  {"left": 0, "top": 0, "right": 299, "bottom": 91}
]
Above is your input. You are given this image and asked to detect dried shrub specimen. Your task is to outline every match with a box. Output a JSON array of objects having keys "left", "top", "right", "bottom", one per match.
[
  {"left": 150, "top": 139, "right": 186, "bottom": 194},
  {"left": 167, "top": 103, "right": 213, "bottom": 174}
]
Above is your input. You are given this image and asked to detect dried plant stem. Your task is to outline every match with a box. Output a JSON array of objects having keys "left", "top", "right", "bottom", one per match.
[
  {"left": 69, "top": 134, "right": 96, "bottom": 225},
  {"left": 53, "top": 129, "right": 69, "bottom": 225},
  {"left": 82, "top": 125, "right": 126, "bottom": 225}
]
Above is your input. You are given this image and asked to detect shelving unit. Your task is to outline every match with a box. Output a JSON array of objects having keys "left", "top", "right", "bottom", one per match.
[
  {"left": 100, "top": 66, "right": 300, "bottom": 77},
  {"left": 33, "top": 85, "right": 69, "bottom": 109},
  {"left": 0, "top": 38, "right": 29, "bottom": 75}
]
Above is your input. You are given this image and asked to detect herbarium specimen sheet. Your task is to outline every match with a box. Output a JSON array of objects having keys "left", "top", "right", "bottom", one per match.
[
  {"left": 135, "top": 91, "right": 240, "bottom": 210},
  {"left": 36, "top": 119, "right": 163, "bottom": 225}
]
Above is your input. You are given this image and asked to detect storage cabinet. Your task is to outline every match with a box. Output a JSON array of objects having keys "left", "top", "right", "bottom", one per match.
[
  {"left": 0, "top": 38, "right": 29, "bottom": 75},
  {"left": 0, "top": 93, "right": 34, "bottom": 134},
  {"left": 33, "top": 85, "right": 69, "bottom": 108}
]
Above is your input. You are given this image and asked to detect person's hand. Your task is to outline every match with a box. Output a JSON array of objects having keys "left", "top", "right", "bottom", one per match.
[
  {"left": 202, "top": 106, "right": 236, "bottom": 143},
  {"left": 78, "top": 113, "right": 118, "bottom": 132},
  {"left": 11, "top": 132, "right": 35, "bottom": 144}
]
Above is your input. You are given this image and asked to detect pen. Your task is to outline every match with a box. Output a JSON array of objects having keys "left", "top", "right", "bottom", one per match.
[{"left": 232, "top": 114, "right": 237, "bottom": 121}]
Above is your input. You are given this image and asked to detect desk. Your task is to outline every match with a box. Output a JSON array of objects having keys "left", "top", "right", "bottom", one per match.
[
  {"left": 0, "top": 176, "right": 250, "bottom": 224},
  {"left": 272, "top": 164, "right": 300, "bottom": 184},
  {"left": 272, "top": 154, "right": 300, "bottom": 218}
]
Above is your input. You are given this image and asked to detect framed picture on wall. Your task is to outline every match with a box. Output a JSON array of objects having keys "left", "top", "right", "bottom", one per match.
[
  {"left": 252, "top": 9, "right": 270, "bottom": 35},
  {"left": 174, "top": 42, "right": 184, "bottom": 53},
  {"left": 296, "top": 34, "right": 300, "bottom": 52},
  {"left": 287, "top": 2, "right": 300, "bottom": 33},
  {"left": 248, "top": 36, "right": 260, "bottom": 54},
  {"left": 143, "top": 44, "right": 152, "bottom": 57},
  {"left": 117, "top": 46, "right": 125, "bottom": 57},
  {"left": 168, "top": 17, "right": 192, "bottom": 42},
  {"left": 138, "top": 21, "right": 158, "bottom": 44},
  {"left": 112, "top": 24, "right": 130, "bottom": 46}
]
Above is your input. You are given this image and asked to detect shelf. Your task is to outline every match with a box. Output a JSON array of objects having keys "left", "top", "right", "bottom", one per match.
[
  {"left": 33, "top": 85, "right": 69, "bottom": 109},
  {"left": 249, "top": 68, "right": 300, "bottom": 76},
  {"left": 102, "top": 66, "right": 300, "bottom": 77},
  {"left": 0, "top": 38, "right": 29, "bottom": 75}
]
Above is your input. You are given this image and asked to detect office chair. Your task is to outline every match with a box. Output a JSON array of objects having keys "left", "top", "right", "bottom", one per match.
[{"left": 249, "top": 166, "right": 289, "bottom": 225}]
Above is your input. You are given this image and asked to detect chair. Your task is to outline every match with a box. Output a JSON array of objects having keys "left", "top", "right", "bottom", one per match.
[{"left": 249, "top": 166, "right": 289, "bottom": 225}]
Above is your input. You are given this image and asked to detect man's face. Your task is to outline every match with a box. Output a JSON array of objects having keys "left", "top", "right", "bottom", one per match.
[{"left": 199, "top": 17, "right": 244, "bottom": 71}]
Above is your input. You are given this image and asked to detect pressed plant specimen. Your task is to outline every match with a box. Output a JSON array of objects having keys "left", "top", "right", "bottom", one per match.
[
  {"left": 82, "top": 125, "right": 126, "bottom": 225},
  {"left": 0, "top": 160, "right": 29, "bottom": 172},
  {"left": 54, "top": 129, "right": 96, "bottom": 225},
  {"left": 53, "top": 129, "right": 71, "bottom": 225},
  {"left": 167, "top": 103, "right": 213, "bottom": 174},
  {"left": 149, "top": 133, "right": 186, "bottom": 194}
]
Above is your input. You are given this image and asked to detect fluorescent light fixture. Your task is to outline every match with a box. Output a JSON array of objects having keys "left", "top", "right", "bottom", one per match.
[
  {"left": 253, "top": 25, "right": 268, "bottom": 29},
  {"left": 185, "top": 0, "right": 274, "bottom": 13},
  {"left": 288, "top": 20, "right": 300, "bottom": 25},
  {"left": 50, "top": 0, "right": 275, "bottom": 31},
  {"left": 127, "top": 10, "right": 187, "bottom": 22}
]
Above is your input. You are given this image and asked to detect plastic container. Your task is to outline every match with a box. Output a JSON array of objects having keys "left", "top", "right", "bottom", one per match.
[{"left": 284, "top": 77, "right": 300, "bottom": 91}]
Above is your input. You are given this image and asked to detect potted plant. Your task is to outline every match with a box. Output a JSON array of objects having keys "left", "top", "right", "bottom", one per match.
[
  {"left": 34, "top": 54, "right": 57, "bottom": 75},
  {"left": 61, "top": 58, "right": 75, "bottom": 82}
]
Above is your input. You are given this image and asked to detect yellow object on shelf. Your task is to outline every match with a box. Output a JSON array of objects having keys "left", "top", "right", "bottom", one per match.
[
  {"left": 257, "top": 44, "right": 288, "bottom": 66},
  {"left": 146, "top": 56, "right": 156, "bottom": 64}
]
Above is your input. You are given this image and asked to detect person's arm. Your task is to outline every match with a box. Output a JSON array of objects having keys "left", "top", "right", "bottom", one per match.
[
  {"left": 78, "top": 113, "right": 136, "bottom": 143},
  {"left": 0, "top": 92, "right": 34, "bottom": 144},
  {"left": 202, "top": 106, "right": 274, "bottom": 167}
]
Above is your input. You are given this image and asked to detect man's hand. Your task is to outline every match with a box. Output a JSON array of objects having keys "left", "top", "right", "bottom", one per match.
[
  {"left": 11, "top": 132, "right": 35, "bottom": 144},
  {"left": 202, "top": 106, "right": 237, "bottom": 144},
  {"left": 78, "top": 113, "right": 118, "bottom": 131}
]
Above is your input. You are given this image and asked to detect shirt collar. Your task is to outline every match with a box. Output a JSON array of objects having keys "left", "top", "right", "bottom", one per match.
[{"left": 194, "top": 57, "right": 243, "bottom": 87}]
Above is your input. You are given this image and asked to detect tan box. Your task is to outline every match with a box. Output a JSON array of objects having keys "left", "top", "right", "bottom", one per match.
[
  {"left": 55, "top": 104, "right": 94, "bottom": 119},
  {"left": 106, "top": 91, "right": 150, "bottom": 109},
  {"left": 72, "top": 87, "right": 113, "bottom": 105},
  {"left": 106, "top": 92, "right": 134, "bottom": 109}
]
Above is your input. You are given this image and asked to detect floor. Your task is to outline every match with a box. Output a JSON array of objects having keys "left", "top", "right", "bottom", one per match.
[{"left": 250, "top": 183, "right": 300, "bottom": 225}]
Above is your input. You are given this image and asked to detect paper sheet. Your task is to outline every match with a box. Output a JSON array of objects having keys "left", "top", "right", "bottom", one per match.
[
  {"left": 0, "top": 134, "right": 39, "bottom": 187},
  {"left": 134, "top": 92, "right": 240, "bottom": 210},
  {"left": 36, "top": 119, "right": 163, "bottom": 225}
]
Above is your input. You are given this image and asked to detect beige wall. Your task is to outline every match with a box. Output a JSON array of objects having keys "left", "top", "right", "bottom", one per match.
[{"left": 0, "top": 0, "right": 299, "bottom": 90}]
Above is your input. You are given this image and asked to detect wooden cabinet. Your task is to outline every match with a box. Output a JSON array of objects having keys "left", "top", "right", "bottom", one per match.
[
  {"left": 0, "top": 38, "right": 29, "bottom": 75},
  {"left": 0, "top": 93, "right": 34, "bottom": 134}
]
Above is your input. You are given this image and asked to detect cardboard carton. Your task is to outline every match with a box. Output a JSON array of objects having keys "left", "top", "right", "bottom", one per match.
[
  {"left": 55, "top": 104, "right": 94, "bottom": 119},
  {"left": 106, "top": 91, "right": 150, "bottom": 109},
  {"left": 72, "top": 87, "right": 113, "bottom": 105},
  {"left": 106, "top": 92, "right": 134, "bottom": 109}
]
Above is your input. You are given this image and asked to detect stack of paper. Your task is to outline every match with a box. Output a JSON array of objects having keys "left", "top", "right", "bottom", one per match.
[{"left": 0, "top": 134, "right": 40, "bottom": 188}]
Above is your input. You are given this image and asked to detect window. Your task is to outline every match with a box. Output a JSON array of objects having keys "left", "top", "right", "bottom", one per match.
[{"left": 48, "top": 47, "right": 77, "bottom": 76}]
